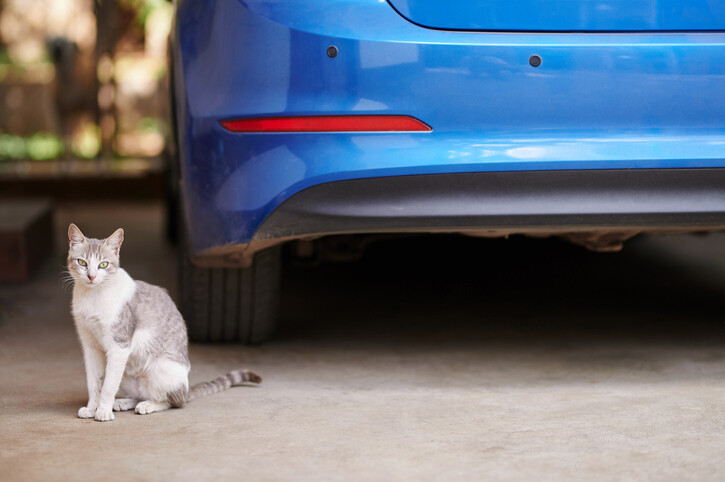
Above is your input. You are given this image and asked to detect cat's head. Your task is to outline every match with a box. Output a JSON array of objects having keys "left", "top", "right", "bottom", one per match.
[{"left": 67, "top": 224, "right": 124, "bottom": 289}]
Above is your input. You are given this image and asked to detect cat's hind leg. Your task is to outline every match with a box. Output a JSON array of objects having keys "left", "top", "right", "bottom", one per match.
[
  {"left": 135, "top": 400, "right": 171, "bottom": 414},
  {"left": 135, "top": 357, "right": 189, "bottom": 415},
  {"left": 115, "top": 376, "right": 141, "bottom": 411},
  {"left": 113, "top": 398, "right": 139, "bottom": 411}
]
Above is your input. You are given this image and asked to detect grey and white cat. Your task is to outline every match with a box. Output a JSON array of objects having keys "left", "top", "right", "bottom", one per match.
[{"left": 66, "top": 223, "right": 261, "bottom": 422}]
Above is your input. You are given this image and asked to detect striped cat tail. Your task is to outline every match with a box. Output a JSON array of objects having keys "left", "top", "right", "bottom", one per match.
[{"left": 187, "top": 369, "right": 262, "bottom": 402}]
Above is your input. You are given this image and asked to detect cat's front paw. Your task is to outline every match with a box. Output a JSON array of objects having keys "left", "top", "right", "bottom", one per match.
[
  {"left": 94, "top": 408, "right": 115, "bottom": 422},
  {"left": 78, "top": 407, "right": 96, "bottom": 419}
]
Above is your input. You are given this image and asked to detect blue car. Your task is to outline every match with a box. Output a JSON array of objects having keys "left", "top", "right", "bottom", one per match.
[{"left": 171, "top": 0, "right": 725, "bottom": 343}]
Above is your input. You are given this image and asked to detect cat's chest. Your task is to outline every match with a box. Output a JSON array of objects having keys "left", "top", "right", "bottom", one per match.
[
  {"left": 72, "top": 273, "right": 135, "bottom": 339},
  {"left": 73, "top": 294, "right": 124, "bottom": 325}
]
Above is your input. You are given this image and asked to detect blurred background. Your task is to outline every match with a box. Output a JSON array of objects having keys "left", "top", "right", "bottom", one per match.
[
  {"left": 0, "top": 0, "right": 174, "bottom": 282},
  {"left": 0, "top": 0, "right": 172, "bottom": 182}
]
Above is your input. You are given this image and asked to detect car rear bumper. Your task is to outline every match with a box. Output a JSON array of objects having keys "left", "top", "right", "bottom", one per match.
[
  {"left": 191, "top": 168, "right": 725, "bottom": 266},
  {"left": 173, "top": 0, "right": 725, "bottom": 257},
  {"left": 254, "top": 168, "right": 725, "bottom": 239}
]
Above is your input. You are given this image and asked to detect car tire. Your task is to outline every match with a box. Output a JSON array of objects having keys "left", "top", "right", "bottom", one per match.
[{"left": 178, "top": 231, "right": 281, "bottom": 344}]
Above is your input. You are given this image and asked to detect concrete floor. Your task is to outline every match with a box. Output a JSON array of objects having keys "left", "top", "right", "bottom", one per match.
[{"left": 2, "top": 202, "right": 725, "bottom": 481}]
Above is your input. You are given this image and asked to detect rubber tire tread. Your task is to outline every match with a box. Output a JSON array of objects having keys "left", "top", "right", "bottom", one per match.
[{"left": 179, "top": 240, "right": 281, "bottom": 344}]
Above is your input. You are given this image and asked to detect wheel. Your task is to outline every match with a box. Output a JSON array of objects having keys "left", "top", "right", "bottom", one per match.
[
  {"left": 170, "top": 52, "right": 281, "bottom": 344},
  {"left": 178, "top": 231, "right": 281, "bottom": 344}
]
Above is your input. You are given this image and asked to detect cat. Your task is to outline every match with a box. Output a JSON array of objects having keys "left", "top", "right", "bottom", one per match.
[{"left": 66, "top": 223, "right": 261, "bottom": 422}]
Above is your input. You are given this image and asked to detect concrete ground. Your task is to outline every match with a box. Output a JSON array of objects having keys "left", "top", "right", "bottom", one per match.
[{"left": 2, "top": 202, "right": 725, "bottom": 481}]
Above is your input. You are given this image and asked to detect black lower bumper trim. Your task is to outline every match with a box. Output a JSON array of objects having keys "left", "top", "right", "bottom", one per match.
[{"left": 253, "top": 169, "right": 725, "bottom": 240}]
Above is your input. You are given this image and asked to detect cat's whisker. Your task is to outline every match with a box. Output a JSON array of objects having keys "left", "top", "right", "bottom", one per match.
[{"left": 59, "top": 269, "right": 77, "bottom": 291}]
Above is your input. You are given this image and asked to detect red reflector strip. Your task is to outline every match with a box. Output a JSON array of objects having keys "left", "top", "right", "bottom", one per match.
[{"left": 220, "top": 115, "right": 432, "bottom": 133}]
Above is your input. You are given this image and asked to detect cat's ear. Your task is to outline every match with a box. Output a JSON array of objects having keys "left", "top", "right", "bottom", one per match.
[
  {"left": 68, "top": 224, "right": 86, "bottom": 248},
  {"left": 104, "top": 228, "right": 124, "bottom": 256}
]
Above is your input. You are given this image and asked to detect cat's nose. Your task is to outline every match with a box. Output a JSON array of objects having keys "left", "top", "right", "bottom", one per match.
[{"left": 87, "top": 274, "right": 95, "bottom": 281}]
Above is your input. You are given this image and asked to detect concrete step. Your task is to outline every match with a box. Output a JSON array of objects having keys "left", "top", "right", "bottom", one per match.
[{"left": 0, "top": 199, "right": 53, "bottom": 282}]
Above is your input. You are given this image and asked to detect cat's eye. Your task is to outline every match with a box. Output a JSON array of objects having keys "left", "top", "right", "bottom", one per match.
[
  {"left": 77, "top": 259, "right": 87, "bottom": 267},
  {"left": 99, "top": 261, "right": 109, "bottom": 269}
]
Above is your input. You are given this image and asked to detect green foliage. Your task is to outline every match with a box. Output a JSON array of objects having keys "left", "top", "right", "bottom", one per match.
[
  {"left": 0, "top": 47, "right": 11, "bottom": 82},
  {"left": 120, "top": 0, "right": 167, "bottom": 28},
  {"left": 0, "top": 47, "right": 10, "bottom": 65},
  {"left": 72, "top": 124, "right": 101, "bottom": 159},
  {"left": 137, "top": 116, "right": 161, "bottom": 134},
  {"left": 0, "top": 132, "right": 63, "bottom": 160},
  {"left": 26, "top": 132, "right": 64, "bottom": 160},
  {"left": 0, "top": 133, "right": 27, "bottom": 159}
]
